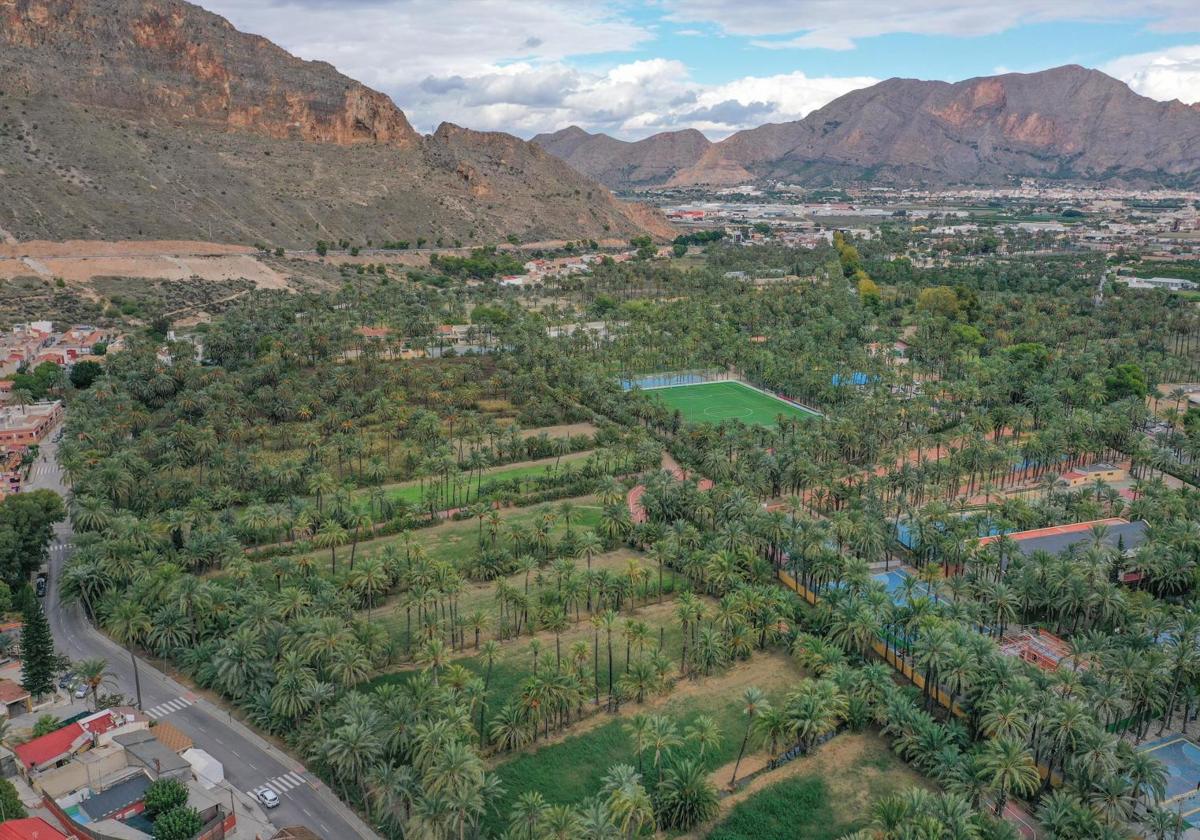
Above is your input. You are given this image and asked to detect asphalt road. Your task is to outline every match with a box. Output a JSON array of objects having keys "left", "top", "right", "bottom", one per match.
[{"left": 30, "top": 431, "right": 380, "bottom": 840}]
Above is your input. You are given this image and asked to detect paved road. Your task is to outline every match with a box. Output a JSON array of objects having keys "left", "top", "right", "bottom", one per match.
[{"left": 30, "top": 432, "right": 380, "bottom": 840}]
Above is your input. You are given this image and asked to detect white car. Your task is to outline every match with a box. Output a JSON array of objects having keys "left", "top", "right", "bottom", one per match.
[
  {"left": 73, "top": 683, "right": 89, "bottom": 699},
  {"left": 256, "top": 788, "right": 280, "bottom": 809}
]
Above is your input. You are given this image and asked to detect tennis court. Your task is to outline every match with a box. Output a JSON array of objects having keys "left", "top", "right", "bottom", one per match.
[
  {"left": 645, "top": 380, "right": 820, "bottom": 427},
  {"left": 1140, "top": 736, "right": 1200, "bottom": 824}
]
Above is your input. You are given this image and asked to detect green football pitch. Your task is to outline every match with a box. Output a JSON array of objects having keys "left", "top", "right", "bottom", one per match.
[{"left": 646, "top": 380, "right": 819, "bottom": 426}]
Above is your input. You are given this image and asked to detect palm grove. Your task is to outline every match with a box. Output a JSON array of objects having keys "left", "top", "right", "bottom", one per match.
[{"left": 54, "top": 234, "right": 1200, "bottom": 840}]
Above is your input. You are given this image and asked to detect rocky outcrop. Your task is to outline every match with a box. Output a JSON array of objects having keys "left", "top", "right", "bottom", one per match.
[
  {"left": 0, "top": 0, "right": 670, "bottom": 243},
  {"left": 667, "top": 66, "right": 1200, "bottom": 187},
  {"left": 533, "top": 126, "right": 712, "bottom": 190},
  {"left": 536, "top": 67, "right": 1200, "bottom": 188},
  {"left": 2, "top": 0, "right": 420, "bottom": 147}
]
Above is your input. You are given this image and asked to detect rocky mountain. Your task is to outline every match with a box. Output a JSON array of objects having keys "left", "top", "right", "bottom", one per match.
[
  {"left": 539, "top": 67, "right": 1200, "bottom": 189},
  {"left": 0, "top": 0, "right": 672, "bottom": 245},
  {"left": 532, "top": 126, "right": 711, "bottom": 191}
]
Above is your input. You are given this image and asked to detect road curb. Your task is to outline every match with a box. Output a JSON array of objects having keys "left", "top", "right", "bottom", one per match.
[{"left": 188, "top": 694, "right": 383, "bottom": 840}]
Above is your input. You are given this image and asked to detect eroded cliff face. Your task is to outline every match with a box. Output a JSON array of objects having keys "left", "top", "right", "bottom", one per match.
[
  {"left": 2, "top": 0, "right": 419, "bottom": 147},
  {"left": 616, "top": 66, "right": 1200, "bottom": 188},
  {"left": 0, "top": 0, "right": 672, "bottom": 244}
]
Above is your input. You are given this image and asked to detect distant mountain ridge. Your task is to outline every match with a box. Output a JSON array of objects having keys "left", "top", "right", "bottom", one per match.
[
  {"left": 0, "top": 0, "right": 672, "bottom": 245},
  {"left": 536, "top": 67, "right": 1200, "bottom": 189},
  {"left": 532, "top": 126, "right": 711, "bottom": 191}
]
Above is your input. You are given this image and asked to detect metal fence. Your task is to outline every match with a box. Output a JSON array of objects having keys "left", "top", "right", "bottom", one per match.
[{"left": 619, "top": 368, "right": 729, "bottom": 391}]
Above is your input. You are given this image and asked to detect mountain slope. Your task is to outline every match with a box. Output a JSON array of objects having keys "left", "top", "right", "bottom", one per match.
[
  {"left": 667, "top": 66, "right": 1200, "bottom": 187},
  {"left": 0, "top": 0, "right": 671, "bottom": 245},
  {"left": 532, "top": 126, "right": 711, "bottom": 190}
]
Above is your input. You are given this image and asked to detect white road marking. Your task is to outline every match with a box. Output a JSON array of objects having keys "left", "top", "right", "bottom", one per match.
[
  {"left": 248, "top": 771, "right": 308, "bottom": 798},
  {"left": 144, "top": 696, "right": 196, "bottom": 719}
]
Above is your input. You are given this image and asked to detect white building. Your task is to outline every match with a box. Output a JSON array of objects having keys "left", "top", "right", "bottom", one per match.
[{"left": 1119, "top": 276, "right": 1198, "bottom": 292}]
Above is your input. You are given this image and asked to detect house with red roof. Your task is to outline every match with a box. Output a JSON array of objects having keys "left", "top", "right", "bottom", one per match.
[
  {"left": 0, "top": 678, "right": 31, "bottom": 717},
  {"left": 0, "top": 817, "right": 69, "bottom": 840},
  {"left": 13, "top": 709, "right": 134, "bottom": 775}
]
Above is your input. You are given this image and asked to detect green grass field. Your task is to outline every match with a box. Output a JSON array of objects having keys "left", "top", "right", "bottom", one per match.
[
  {"left": 707, "top": 733, "right": 928, "bottom": 840},
  {"left": 647, "top": 381, "right": 819, "bottom": 427},
  {"left": 374, "top": 450, "right": 597, "bottom": 508}
]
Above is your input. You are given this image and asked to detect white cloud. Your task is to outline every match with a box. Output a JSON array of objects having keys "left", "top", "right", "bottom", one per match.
[
  {"left": 411, "top": 63, "right": 877, "bottom": 138},
  {"left": 665, "top": 0, "right": 1200, "bottom": 49},
  {"left": 195, "top": 1, "right": 878, "bottom": 139},
  {"left": 198, "top": 0, "right": 649, "bottom": 87},
  {"left": 1104, "top": 45, "right": 1200, "bottom": 103}
]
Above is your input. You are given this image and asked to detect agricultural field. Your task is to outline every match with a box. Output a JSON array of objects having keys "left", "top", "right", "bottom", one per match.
[
  {"left": 645, "top": 380, "right": 819, "bottom": 427},
  {"left": 57, "top": 226, "right": 1200, "bottom": 840},
  {"left": 368, "top": 449, "right": 602, "bottom": 510},
  {"left": 486, "top": 652, "right": 803, "bottom": 833},
  {"left": 706, "top": 733, "right": 927, "bottom": 840}
]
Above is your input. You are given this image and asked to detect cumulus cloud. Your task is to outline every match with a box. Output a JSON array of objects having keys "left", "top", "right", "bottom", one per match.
[
  {"left": 408, "top": 63, "right": 878, "bottom": 138},
  {"left": 198, "top": 0, "right": 648, "bottom": 84},
  {"left": 193, "top": 0, "right": 1200, "bottom": 141},
  {"left": 1104, "top": 45, "right": 1200, "bottom": 103},
  {"left": 665, "top": 0, "right": 1200, "bottom": 49}
]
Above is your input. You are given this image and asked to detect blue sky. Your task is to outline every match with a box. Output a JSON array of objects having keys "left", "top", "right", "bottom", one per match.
[{"left": 200, "top": 1, "right": 1200, "bottom": 139}]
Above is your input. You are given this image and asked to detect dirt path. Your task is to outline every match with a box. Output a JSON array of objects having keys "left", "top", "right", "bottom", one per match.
[
  {"left": 163, "top": 288, "right": 251, "bottom": 318},
  {"left": 508, "top": 422, "right": 597, "bottom": 439}
]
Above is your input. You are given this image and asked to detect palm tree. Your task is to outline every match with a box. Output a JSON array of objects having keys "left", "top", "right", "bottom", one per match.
[
  {"left": 345, "top": 510, "right": 373, "bottom": 570},
  {"left": 600, "top": 609, "right": 619, "bottom": 707},
  {"left": 685, "top": 714, "right": 722, "bottom": 762},
  {"left": 729, "top": 691, "right": 768, "bottom": 787},
  {"left": 322, "top": 721, "right": 383, "bottom": 799},
  {"left": 478, "top": 639, "right": 499, "bottom": 747},
  {"left": 509, "top": 790, "right": 549, "bottom": 840},
  {"left": 655, "top": 759, "right": 718, "bottom": 831},
  {"left": 314, "top": 519, "right": 348, "bottom": 575},
  {"left": 74, "top": 658, "right": 115, "bottom": 710},
  {"left": 104, "top": 601, "right": 151, "bottom": 709},
  {"left": 980, "top": 736, "right": 1039, "bottom": 817},
  {"left": 349, "top": 556, "right": 390, "bottom": 618},
  {"left": 578, "top": 531, "right": 604, "bottom": 574}
]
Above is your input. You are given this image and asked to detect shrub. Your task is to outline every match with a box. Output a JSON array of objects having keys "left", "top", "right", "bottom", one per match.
[
  {"left": 153, "top": 805, "right": 202, "bottom": 840},
  {"left": 32, "top": 715, "right": 61, "bottom": 737},
  {"left": 0, "top": 779, "right": 26, "bottom": 820},
  {"left": 144, "top": 777, "right": 189, "bottom": 817},
  {"left": 654, "top": 759, "right": 718, "bottom": 830}
]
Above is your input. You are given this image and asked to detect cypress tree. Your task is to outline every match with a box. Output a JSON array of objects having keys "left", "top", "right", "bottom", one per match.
[{"left": 20, "top": 589, "right": 56, "bottom": 700}]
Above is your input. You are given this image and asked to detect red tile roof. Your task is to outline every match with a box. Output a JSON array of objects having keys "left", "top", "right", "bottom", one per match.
[
  {"left": 0, "top": 818, "right": 69, "bottom": 840},
  {"left": 0, "top": 678, "right": 29, "bottom": 704},
  {"left": 14, "top": 723, "right": 87, "bottom": 770},
  {"left": 13, "top": 709, "right": 123, "bottom": 770},
  {"left": 977, "top": 517, "right": 1128, "bottom": 547}
]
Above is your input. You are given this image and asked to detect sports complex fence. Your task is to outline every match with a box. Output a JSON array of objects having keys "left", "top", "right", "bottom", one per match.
[
  {"left": 619, "top": 368, "right": 823, "bottom": 417},
  {"left": 619, "top": 368, "right": 730, "bottom": 391}
]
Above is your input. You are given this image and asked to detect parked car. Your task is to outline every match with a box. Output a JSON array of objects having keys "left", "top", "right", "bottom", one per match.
[
  {"left": 256, "top": 788, "right": 280, "bottom": 809},
  {"left": 74, "top": 683, "right": 89, "bottom": 699},
  {"left": 58, "top": 673, "right": 76, "bottom": 690},
  {"left": 35, "top": 574, "right": 48, "bottom": 598}
]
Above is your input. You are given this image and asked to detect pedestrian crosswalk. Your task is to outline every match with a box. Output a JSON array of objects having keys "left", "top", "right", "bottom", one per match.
[
  {"left": 145, "top": 695, "right": 196, "bottom": 719},
  {"left": 51, "top": 542, "right": 75, "bottom": 553},
  {"left": 249, "top": 771, "right": 307, "bottom": 798}
]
